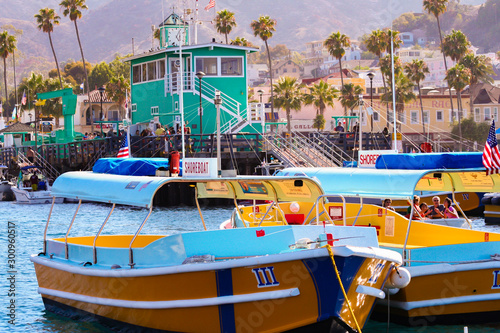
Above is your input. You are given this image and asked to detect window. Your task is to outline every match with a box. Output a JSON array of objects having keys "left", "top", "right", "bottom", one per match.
[
  {"left": 423, "top": 110, "right": 429, "bottom": 124},
  {"left": 292, "top": 68, "right": 297, "bottom": 73},
  {"left": 148, "top": 62, "right": 157, "bottom": 81},
  {"left": 436, "top": 110, "right": 443, "bottom": 122},
  {"left": 158, "top": 60, "right": 166, "bottom": 78},
  {"left": 485, "top": 107, "right": 491, "bottom": 121},
  {"left": 151, "top": 106, "right": 159, "bottom": 115},
  {"left": 221, "top": 57, "right": 242, "bottom": 76},
  {"left": 196, "top": 57, "right": 218, "bottom": 76},
  {"left": 474, "top": 108, "right": 480, "bottom": 122},
  {"left": 410, "top": 110, "right": 418, "bottom": 124},
  {"left": 373, "top": 112, "right": 379, "bottom": 121},
  {"left": 494, "top": 107, "right": 498, "bottom": 121},
  {"left": 131, "top": 104, "right": 137, "bottom": 112},
  {"left": 108, "top": 110, "right": 119, "bottom": 121},
  {"left": 132, "top": 65, "right": 141, "bottom": 83},
  {"left": 141, "top": 64, "right": 147, "bottom": 82}
]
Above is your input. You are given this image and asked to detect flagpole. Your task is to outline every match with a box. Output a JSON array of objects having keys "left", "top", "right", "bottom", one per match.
[
  {"left": 179, "top": 7, "right": 185, "bottom": 160},
  {"left": 195, "top": 0, "right": 198, "bottom": 45}
]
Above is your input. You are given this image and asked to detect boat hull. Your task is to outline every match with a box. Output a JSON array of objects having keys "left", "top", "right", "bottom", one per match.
[
  {"left": 0, "top": 182, "right": 14, "bottom": 201},
  {"left": 373, "top": 262, "right": 500, "bottom": 326},
  {"left": 11, "top": 187, "right": 63, "bottom": 204},
  {"left": 32, "top": 243, "right": 395, "bottom": 332}
]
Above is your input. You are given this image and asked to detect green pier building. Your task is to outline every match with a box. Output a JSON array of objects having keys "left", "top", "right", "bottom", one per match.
[{"left": 126, "top": 13, "right": 264, "bottom": 135}]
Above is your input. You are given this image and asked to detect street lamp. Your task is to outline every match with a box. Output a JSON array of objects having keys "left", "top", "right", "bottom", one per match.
[
  {"left": 257, "top": 89, "right": 264, "bottom": 103},
  {"left": 98, "top": 86, "right": 105, "bottom": 121},
  {"left": 367, "top": 72, "right": 375, "bottom": 133},
  {"left": 196, "top": 71, "right": 205, "bottom": 149}
]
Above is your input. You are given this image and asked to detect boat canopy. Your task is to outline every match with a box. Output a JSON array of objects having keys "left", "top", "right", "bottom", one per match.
[
  {"left": 51, "top": 172, "right": 325, "bottom": 208},
  {"left": 375, "top": 152, "right": 482, "bottom": 170},
  {"left": 93, "top": 158, "right": 174, "bottom": 176},
  {"left": 276, "top": 167, "right": 500, "bottom": 199}
]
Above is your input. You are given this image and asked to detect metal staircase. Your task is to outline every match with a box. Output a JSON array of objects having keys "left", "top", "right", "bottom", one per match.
[
  {"left": 307, "top": 132, "right": 354, "bottom": 165},
  {"left": 18, "top": 151, "right": 60, "bottom": 181}
]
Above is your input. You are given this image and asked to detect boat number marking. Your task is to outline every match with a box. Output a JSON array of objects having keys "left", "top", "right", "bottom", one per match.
[
  {"left": 368, "top": 263, "right": 385, "bottom": 284},
  {"left": 252, "top": 267, "right": 280, "bottom": 288},
  {"left": 493, "top": 270, "right": 500, "bottom": 289}
]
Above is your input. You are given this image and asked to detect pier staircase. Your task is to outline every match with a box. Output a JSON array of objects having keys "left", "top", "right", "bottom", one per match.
[
  {"left": 166, "top": 74, "right": 251, "bottom": 134},
  {"left": 17, "top": 151, "right": 60, "bottom": 181}
]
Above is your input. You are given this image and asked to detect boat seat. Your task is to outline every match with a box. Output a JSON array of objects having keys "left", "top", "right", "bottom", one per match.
[{"left": 285, "top": 214, "right": 305, "bottom": 225}]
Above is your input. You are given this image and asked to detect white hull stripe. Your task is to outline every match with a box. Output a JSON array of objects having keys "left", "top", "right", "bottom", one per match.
[
  {"left": 483, "top": 211, "right": 500, "bottom": 215},
  {"left": 39, "top": 287, "right": 300, "bottom": 309},
  {"left": 31, "top": 245, "right": 401, "bottom": 278},
  {"left": 356, "top": 285, "right": 385, "bottom": 299},
  {"left": 379, "top": 291, "right": 500, "bottom": 311},
  {"left": 407, "top": 261, "right": 500, "bottom": 277}
]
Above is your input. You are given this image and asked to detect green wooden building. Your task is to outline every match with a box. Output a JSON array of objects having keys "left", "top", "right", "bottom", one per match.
[{"left": 126, "top": 13, "right": 264, "bottom": 135}]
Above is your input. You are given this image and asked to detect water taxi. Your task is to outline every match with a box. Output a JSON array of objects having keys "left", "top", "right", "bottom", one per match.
[
  {"left": 11, "top": 165, "right": 63, "bottom": 204},
  {"left": 31, "top": 171, "right": 406, "bottom": 332},
  {"left": 230, "top": 167, "right": 500, "bottom": 326}
]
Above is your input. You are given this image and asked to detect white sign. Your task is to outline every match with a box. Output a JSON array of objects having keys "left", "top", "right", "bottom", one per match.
[
  {"left": 183, "top": 158, "right": 218, "bottom": 178},
  {"left": 358, "top": 149, "right": 398, "bottom": 168}
]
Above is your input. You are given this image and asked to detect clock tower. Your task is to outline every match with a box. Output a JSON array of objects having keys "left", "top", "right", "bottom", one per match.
[{"left": 158, "top": 13, "right": 189, "bottom": 49}]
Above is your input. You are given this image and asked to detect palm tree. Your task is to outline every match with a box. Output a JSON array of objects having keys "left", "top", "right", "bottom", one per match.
[
  {"left": 0, "top": 31, "right": 16, "bottom": 106},
  {"left": 273, "top": 76, "right": 303, "bottom": 136},
  {"left": 442, "top": 30, "right": 470, "bottom": 63},
  {"left": 59, "top": 0, "right": 92, "bottom": 131},
  {"left": 339, "top": 83, "right": 363, "bottom": 126},
  {"left": 303, "top": 80, "right": 338, "bottom": 118},
  {"left": 231, "top": 37, "right": 253, "bottom": 47},
  {"left": 324, "top": 32, "right": 351, "bottom": 116},
  {"left": 423, "top": 0, "right": 455, "bottom": 119},
  {"left": 381, "top": 73, "right": 416, "bottom": 125},
  {"left": 459, "top": 54, "right": 494, "bottom": 116},
  {"left": 405, "top": 59, "right": 430, "bottom": 139},
  {"left": 313, "top": 114, "right": 326, "bottom": 131},
  {"left": 251, "top": 15, "right": 277, "bottom": 116},
  {"left": 106, "top": 75, "right": 131, "bottom": 120},
  {"left": 18, "top": 72, "right": 44, "bottom": 118},
  {"left": 215, "top": 10, "right": 237, "bottom": 44},
  {"left": 365, "top": 29, "right": 389, "bottom": 123},
  {"left": 34, "top": 8, "right": 63, "bottom": 89},
  {"left": 446, "top": 64, "right": 471, "bottom": 152}
]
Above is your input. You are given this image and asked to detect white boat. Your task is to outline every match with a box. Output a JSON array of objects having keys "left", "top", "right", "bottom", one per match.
[
  {"left": 0, "top": 165, "right": 14, "bottom": 201},
  {"left": 11, "top": 166, "right": 63, "bottom": 204}
]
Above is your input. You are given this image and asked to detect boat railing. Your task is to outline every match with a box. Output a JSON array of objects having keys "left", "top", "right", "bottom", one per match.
[
  {"left": 128, "top": 207, "right": 153, "bottom": 268},
  {"left": 308, "top": 194, "right": 347, "bottom": 226},
  {"left": 93, "top": 204, "right": 116, "bottom": 264},
  {"left": 65, "top": 200, "right": 82, "bottom": 259}
]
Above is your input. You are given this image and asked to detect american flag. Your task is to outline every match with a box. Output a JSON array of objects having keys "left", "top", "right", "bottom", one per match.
[
  {"left": 117, "top": 135, "right": 130, "bottom": 158},
  {"left": 204, "top": 0, "right": 215, "bottom": 11},
  {"left": 21, "top": 90, "right": 26, "bottom": 105},
  {"left": 483, "top": 120, "right": 500, "bottom": 175}
]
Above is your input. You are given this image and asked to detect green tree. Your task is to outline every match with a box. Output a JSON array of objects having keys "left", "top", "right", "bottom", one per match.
[
  {"left": 105, "top": 75, "right": 130, "bottom": 119},
  {"left": 0, "top": 30, "right": 16, "bottom": 106},
  {"left": 34, "top": 8, "right": 63, "bottom": 89},
  {"left": 381, "top": 73, "right": 416, "bottom": 121},
  {"left": 251, "top": 15, "right": 277, "bottom": 116},
  {"left": 423, "top": 0, "right": 455, "bottom": 119},
  {"left": 215, "top": 10, "right": 236, "bottom": 44},
  {"left": 60, "top": 0, "right": 93, "bottom": 131},
  {"left": 89, "top": 61, "right": 113, "bottom": 90},
  {"left": 303, "top": 80, "right": 338, "bottom": 117},
  {"left": 63, "top": 60, "right": 91, "bottom": 85},
  {"left": 459, "top": 53, "right": 494, "bottom": 118},
  {"left": 109, "top": 54, "right": 130, "bottom": 79},
  {"left": 313, "top": 114, "right": 326, "bottom": 131},
  {"left": 338, "top": 83, "right": 363, "bottom": 117},
  {"left": 18, "top": 72, "right": 44, "bottom": 116},
  {"left": 442, "top": 29, "right": 470, "bottom": 63},
  {"left": 446, "top": 64, "right": 471, "bottom": 152},
  {"left": 451, "top": 117, "right": 490, "bottom": 143},
  {"left": 231, "top": 37, "right": 253, "bottom": 47},
  {"left": 324, "top": 31, "right": 351, "bottom": 116},
  {"left": 272, "top": 76, "right": 303, "bottom": 136},
  {"left": 405, "top": 59, "right": 430, "bottom": 139}
]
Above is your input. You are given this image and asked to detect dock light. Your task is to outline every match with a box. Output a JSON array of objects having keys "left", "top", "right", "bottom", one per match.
[
  {"left": 196, "top": 71, "right": 205, "bottom": 147},
  {"left": 257, "top": 89, "right": 264, "bottom": 103},
  {"left": 367, "top": 72, "right": 375, "bottom": 132}
]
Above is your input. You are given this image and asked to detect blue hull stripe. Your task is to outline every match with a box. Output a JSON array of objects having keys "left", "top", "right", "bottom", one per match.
[
  {"left": 216, "top": 269, "right": 235, "bottom": 333},
  {"left": 303, "top": 255, "right": 365, "bottom": 323}
]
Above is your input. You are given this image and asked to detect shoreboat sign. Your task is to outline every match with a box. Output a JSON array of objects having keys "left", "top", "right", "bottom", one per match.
[
  {"left": 183, "top": 158, "right": 218, "bottom": 178},
  {"left": 358, "top": 150, "right": 398, "bottom": 168}
]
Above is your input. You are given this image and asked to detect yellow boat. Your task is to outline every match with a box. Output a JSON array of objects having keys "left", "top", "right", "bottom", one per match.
[
  {"left": 31, "top": 171, "right": 407, "bottom": 333},
  {"left": 226, "top": 167, "right": 500, "bottom": 326}
]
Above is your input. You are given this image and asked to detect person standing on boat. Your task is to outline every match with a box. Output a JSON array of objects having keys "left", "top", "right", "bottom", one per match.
[
  {"left": 30, "top": 171, "right": 39, "bottom": 191},
  {"left": 429, "top": 196, "right": 445, "bottom": 219}
]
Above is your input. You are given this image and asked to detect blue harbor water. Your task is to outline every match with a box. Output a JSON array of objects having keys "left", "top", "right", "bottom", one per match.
[{"left": 1, "top": 200, "right": 500, "bottom": 332}]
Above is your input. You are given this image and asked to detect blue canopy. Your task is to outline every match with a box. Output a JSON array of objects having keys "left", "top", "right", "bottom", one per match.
[
  {"left": 375, "top": 152, "right": 483, "bottom": 170},
  {"left": 276, "top": 167, "right": 500, "bottom": 199},
  {"left": 93, "top": 158, "right": 180, "bottom": 176}
]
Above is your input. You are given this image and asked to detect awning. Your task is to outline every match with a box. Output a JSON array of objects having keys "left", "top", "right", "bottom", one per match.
[
  {"left": 276, "top": 167, "right": 500, "bottom": 199},
  {"left": 51, "top": 172, "right": 324, "bottom": 208}
]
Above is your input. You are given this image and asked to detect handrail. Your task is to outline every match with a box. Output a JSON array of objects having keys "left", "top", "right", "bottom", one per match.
[
  {"left": 93, "top": 203, "right": 116, "bottom": 264},
  {"left": 194, "top": 186, "right": 207, "bottom": 231},
  {"left": 42, "top": 197, "right": 56, "bottom": 254},
  {"left": 445, "top": 173, "right": 472, "bottom": 229},
  {"left": 65, "top": 200, "right": 82, "bottom": 259},
  {"left": 128, "top": 206, "right": 153, "bottom": 268}
]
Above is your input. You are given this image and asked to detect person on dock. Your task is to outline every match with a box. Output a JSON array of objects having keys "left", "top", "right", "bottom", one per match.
[
  {"left": 27, "top": 147, "right": 35, "bottom": 163},
  {"left": 335, "top": 122, "right": 344, "bottom": 132}
]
